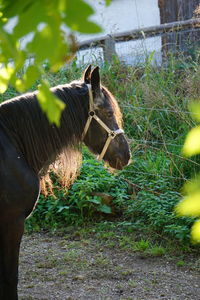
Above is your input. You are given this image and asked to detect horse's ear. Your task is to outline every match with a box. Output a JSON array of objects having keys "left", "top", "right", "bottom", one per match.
[
  {"left": 91, "top": 66, "right": 100, "bottom": 96},
  {"left": 83, "top": 65, "right": 92, "bottom": 84}
]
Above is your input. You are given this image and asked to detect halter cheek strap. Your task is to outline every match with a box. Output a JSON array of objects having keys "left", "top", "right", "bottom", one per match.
[{"left": 82, "top": 84, "right": 124, "bottom": 161}]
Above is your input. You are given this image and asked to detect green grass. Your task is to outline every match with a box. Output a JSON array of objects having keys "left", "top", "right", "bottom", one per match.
[{"left": 2, "top": 51, "right": 200, "bottom": 246}]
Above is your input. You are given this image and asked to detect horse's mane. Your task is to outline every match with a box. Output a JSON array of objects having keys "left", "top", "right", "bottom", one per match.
[
  {"left": 0, "top": 81, "right": 89, "bottom": 181},
  {"left": 0, "top": 81, "right": 124, "bottom": 192}
]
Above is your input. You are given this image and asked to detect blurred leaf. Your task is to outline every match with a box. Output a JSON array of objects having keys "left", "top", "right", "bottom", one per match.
[
  {"left": 13, "top": 1, "right": 46, "bottom": 39},
  {"left": 189, "top": 101, "right": 200, "bottom": 122},
  {"left": 182, "top": 126, "right": 200, "bottom": 157},
  {"left": 63, "top": 0, "right": 102, "bottom": 33},
  {"left": 14, "top": 50, "right": 26, "bottom": 71},
  {"left": 176, "top": 192, "right": 200, "bottom": 217},
  {"left": 0, "top": 65, "right": 14, "bottom": 93},
  {"left": 105, "top": 0, "right": 111, "bottom": 5},
  {"left": 0, "top": 27, "right": 17, "bottom": 59},
  {"left": 0, "top": 0, "right": 104, "bottom": 124},
  {"left": 182, "top": 174, "right": 200, "bottom": 196},
  {"left": 0, "top": 0, "right": 34, "bottom": 18},
  {"left": 15, "top": 65, "right": 40, "bottom": 92},
  {"left": 37, "top": 81, "right": 65, "bottom": 126},
  {"left": 27, "top": 22, "right": 68, "bottom": 70},
  {"left": 191, "top": 219, "right": 200, "bottom": 242}
]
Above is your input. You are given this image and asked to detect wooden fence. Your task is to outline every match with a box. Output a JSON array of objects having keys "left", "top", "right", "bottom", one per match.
[{"left": 78, "top": 17, "right": 200, "bottom": 63}]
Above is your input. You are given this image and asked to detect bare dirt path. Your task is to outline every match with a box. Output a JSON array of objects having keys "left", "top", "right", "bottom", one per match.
[{"left": 18, "top": 232, "right": 200, "bottom": 300}]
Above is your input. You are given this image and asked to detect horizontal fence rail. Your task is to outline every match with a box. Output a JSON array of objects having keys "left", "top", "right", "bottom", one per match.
[
  {"left": 79, "top": 18, "right": 200, "bottom": 49},
  {"left": 78, "top": 17, "right": 200, "bottom": 63}
]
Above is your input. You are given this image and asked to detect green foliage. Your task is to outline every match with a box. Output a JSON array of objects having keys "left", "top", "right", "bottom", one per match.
[
  {"left": 0, "top": 0, "right": 102, "bottom": 124},
  {"left": 118, "top": 152, "right": 193, "bottom": 242},
  {"left": 63, "top": 1, "right": 101, "bottom": 33},
  {"left": 26, "top": 151, "right": 129, "bottom": 232}
]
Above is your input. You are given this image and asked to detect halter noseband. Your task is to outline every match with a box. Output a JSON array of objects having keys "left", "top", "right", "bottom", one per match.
[{"left": 82, "top": 84, "right": 124, "bottom": 161}]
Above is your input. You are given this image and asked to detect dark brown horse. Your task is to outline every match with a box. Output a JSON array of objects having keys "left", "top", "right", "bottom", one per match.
[{"left": 0, "top": 65, "right": 130, "bottom": 299}]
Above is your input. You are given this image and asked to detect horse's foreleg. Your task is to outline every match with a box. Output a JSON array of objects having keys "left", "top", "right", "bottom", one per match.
[{"left": 0, "top": 216, "right": 24, "bottom": 300}]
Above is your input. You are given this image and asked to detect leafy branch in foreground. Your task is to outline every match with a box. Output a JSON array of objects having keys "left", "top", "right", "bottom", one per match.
[
  {"left": 0, "top": 0, "right": 106, "bottom": 124},
  {"left": 176, "top": 101, "right": 200, "bottom": 242}
]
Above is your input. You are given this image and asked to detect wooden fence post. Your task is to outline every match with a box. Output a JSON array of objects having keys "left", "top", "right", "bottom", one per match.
[{"left": 103, "top": 35, "right": 117, "bottom": 62}]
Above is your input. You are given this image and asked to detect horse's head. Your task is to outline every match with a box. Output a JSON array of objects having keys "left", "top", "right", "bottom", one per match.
[{"left": 82, "top": 65, "right": 131, "bottom": 170}]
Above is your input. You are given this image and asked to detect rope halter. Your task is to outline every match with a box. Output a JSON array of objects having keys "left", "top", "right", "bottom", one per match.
[{"left": 82, "top": 84, "right": 124, "bottom": 161}]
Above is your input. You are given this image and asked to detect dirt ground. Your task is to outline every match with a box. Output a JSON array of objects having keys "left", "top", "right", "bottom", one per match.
[{"left": 18, "top": 232, "right": 200, "bottom": 300}]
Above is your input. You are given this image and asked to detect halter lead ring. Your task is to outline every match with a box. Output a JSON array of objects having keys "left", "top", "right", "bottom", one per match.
[{"left": 82, "top": 84, "right": 124, "bottom": 161}]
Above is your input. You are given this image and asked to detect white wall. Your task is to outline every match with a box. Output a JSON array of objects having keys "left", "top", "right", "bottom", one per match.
[
  {"left": 77, "top": 0, "right": 162, "bottom": 65},
  {"left": 4, "top": 0, "right": 162, "bottom": 66}
]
